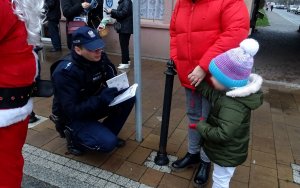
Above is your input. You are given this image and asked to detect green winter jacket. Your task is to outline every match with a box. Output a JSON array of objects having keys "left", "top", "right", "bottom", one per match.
[{"left": 196, "top": 74, "right": 263, "bottom": 167}]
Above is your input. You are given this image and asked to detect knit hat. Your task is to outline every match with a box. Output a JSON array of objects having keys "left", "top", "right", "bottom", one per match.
[{"left": 209, "top": 39, "right": 259, "bottom": 89}]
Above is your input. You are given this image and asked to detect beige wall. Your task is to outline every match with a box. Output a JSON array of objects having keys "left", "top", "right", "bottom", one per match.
[{"left": 58, "top": 0, "right": 254, "bottom": 60}]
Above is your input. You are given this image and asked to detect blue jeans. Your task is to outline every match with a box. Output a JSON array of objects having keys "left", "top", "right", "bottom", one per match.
[{"left": 185, "top": 88, "right": 210, "bottom": 155}]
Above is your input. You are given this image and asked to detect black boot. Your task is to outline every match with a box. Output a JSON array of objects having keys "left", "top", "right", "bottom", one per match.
[
  {"left": 64, "top": 128, "right": 83, "bottom": 156},
  {"left": 194, "top": 160, "right": 211, "bottom": 187},
  {"left": 116, "top": 138, "right": 126, "bottom": 148},
  {"left": 171, "top": 152, "right": 200, "bottom": 172},
  {"left": 49, "top": 114, "right": 65, "bottom": 138},
  {"left": 29, "top": 111, "right": 39, "bottom": 123}
]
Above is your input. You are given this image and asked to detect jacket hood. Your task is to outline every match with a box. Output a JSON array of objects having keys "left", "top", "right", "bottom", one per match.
[{"left": 226, "top": 74, "right": 263, "bottom": 110}]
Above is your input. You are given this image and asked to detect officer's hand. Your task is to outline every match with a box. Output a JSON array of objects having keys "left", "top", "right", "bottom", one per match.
[{"left": 99, "top": 87, "right": 119, "bottom": 105}]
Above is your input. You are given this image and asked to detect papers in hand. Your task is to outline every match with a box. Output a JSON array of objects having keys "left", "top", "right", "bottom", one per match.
[
  {"left": 106, "top": 72, "right": 129, "bottom": 91},
  {"left": 106, "top": 73, "right": 137, "bottom": 106},
  {"left": 109, "top": 84, "right": 138, "bottom": 106}
]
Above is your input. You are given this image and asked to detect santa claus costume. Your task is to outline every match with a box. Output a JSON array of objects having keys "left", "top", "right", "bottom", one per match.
[{"left": 0, "top": 0, "right": 44, "bottom": 187}]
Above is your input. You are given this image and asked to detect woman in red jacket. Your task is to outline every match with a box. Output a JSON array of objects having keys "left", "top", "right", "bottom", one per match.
[
  {"left": 169, "top": 0, "right": 250, "bottom": 186},
  {"left": 0, "top": 0, "right": 44, "bottom": 187}
]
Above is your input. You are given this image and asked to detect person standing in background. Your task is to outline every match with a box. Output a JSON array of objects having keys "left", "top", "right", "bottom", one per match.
[
  {"left": 46, "top": 0, "right": 62, "bottom": 52},
  {"left": 169, "top": 0, "right": 250, "bottom": 187},
  {"left": 105, "top": 0, "right": 133, "bottom": 70},
  {"left": 61, "top": 0, "right": 103, "bottom": 49},
  {"left": 0, "top": 0, "right": 44, "bottom": 187}
]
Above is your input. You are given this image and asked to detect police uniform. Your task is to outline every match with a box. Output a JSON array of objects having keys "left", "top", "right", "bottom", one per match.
[{"left": 51, "top": 26, "right": 135, "bottom": 153}]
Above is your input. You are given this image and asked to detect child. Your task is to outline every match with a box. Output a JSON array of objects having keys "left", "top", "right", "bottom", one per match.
[{"left": 192, "top": 39, "right": 263, "bottom": 188}]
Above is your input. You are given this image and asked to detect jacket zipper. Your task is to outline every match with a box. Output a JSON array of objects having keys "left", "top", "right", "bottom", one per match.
[{"left": 188, "top": 3, "right": 195, "bottom": 66}]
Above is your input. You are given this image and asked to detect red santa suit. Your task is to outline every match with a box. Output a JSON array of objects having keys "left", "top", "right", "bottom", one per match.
[{"left": 0, "top": 0, "right": 37, "bottom": 187}]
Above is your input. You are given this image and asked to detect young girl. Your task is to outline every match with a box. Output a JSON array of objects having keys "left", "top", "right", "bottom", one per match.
[{"left": 192, "top": 38, "right": 263, "bottom": 188}]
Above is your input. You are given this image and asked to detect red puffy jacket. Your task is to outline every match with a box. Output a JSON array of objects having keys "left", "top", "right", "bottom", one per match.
[{"left": 170, "top": 0, "right": 250, "bottom": 89}]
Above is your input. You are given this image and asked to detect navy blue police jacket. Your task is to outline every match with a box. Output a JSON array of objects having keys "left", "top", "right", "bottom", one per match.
[{"left": 51, "top": 51, "right": 117, "bottom": 122}]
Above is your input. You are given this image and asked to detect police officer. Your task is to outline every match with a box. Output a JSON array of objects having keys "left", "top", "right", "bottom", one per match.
[{"left": 50, "top": 26, "right": 135, "bottom": 155}]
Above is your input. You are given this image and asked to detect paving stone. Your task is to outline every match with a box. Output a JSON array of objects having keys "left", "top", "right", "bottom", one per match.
[
  {"left": 115, "top": 176, "right": 131, "bottom": 186},
  {"left": 252, "top": 125, "right": 274, "bottom": 139},
  {"left": 251, "top": 150, "right": 277, "bottom": 169},
  {"left": 88, "top": 167, "right": 103, "bottom": 177},
  {"left": 140, "top": 168, "right": 164, "bottom": 187},
  {"left": 279, "top": 180, "right": 300, "bottom": 188},
  {"left": 171, "top": 166, "right": 195, "bottom": 180},
  {"left": 125, "top": 180, "right": 140, "bottom": 188},
  {"left": 284, "top": 115, "right": 300, "bottom": 128},
  {"left": 249, "top": 164, "right": 278, "bottom": 188},
  {"left": 168, "top": 129, "right": 187, "bottom": 145},
  {"left": 129, "top": 126, "right": 153, "bottom": 141},
  {"left": 252, "top": 135, "right": 275, "bottom": 154},
  {"left": 73, "top": 151, "right": 111, "bottom": 167},
  {"left": 115, "top": 140, "right": 139, "bottom": 158},
  {"left": 232, "top": 165, "right": 250, "bottom": 183},
  {"left": 278, "top": 164, "right": 293, "bottom": 181},
  {"left": 65, "top": 159, "right": 93, "bottom": 173},
  {"left": 242, "top": 147, "right": 252, "bottom": 167},
  {"left": 128, "top": 147, "right": 152, "bottom": 165},
  {"left": 104, "top": 182, "right": 119, "bottom": 188},
  {"left": 118, "top": 123, "right": 135, "bottom": 140},
  {"left": 230, "top": 180, "right": 249, "bottom": 188},
  {"left": 26, "top": 128, "right": 58, "bottom": 147},
  {"left": 98, "top": 170, "right": 113, "bottom": 180},
  {"left": 41, "top": 136, "right": 66, "bottom": 152},
  {"left": 275, "top": 145, "right": 295, "bottom": 166},
  {"left": 101, "top": 154, "right": 125, "bottom": 173},
  {"left": 116, "top": 161, "right": 147, "bottom": 181},
  {"left": 140, "top": 134, "right": 160, "bottom": 150},
  {"left": 158, "top": 174, "right": 190, "bottom": 188},
  {"left": 287, "top": 126, "right": 300, "bottom": 157}
]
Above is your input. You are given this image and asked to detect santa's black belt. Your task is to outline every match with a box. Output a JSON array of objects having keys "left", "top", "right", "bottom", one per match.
[{"left": 0, "top": 85, "right": 33, "bottom": 109}]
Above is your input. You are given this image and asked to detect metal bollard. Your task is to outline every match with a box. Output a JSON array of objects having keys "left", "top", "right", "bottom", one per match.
[{"left": 154, "top": 59, "right": 177, "bottom": 166}]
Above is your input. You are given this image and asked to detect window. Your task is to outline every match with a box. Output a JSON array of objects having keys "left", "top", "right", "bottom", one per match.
[{"left": 140, "top": 0, "right": 164, "bottom": 20}]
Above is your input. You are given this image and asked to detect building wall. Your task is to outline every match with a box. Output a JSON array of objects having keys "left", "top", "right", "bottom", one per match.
[{"left": 58, "top": 0, "right": 254, "bottom": 60}]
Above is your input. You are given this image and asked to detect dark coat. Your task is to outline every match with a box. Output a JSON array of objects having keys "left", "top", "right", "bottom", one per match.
[
  {"left": 45, "top": 0, "right": 61, "bottom": 21},
  {"left": 196, "top": 77, "right": 263, "bottom": 167},
  {"left": 51, "top": 51, "right": 117, "bottom": 122},
  {"left": 61, "top": 0, "right": 103, "bottom": 29},
  {"left": 111, "top": 0, "right": 133, "bottom": 34}
]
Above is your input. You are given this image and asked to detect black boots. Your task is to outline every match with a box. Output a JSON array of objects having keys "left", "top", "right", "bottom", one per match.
[
  {"left": 194, "top": 160, "right": 211, "bottom": 187},
  {"left": 64, "top": 128, "right": 83, "bottom": 156},
  {"left": 171, "top": 152, "right": 201, "bottom": 172},
  {"left": 29, "top": 111, "right": 39, "bottom": 123},
  {"left": 171, "top": 152, "right": 211, "bottom": 187},
  {"left": 116, "top": 138, "right": 126, "bottom": 148},
  {"left": 49, "top": 114, "right": 65, "bottom": 138}
]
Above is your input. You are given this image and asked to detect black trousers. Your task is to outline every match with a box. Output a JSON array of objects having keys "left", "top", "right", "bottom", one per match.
[
  {"left": 48, "top": 20, "right": 62, "bottom": 50},
  {"left": 119, "top": 33, "right": 131, "bottom": 64}
]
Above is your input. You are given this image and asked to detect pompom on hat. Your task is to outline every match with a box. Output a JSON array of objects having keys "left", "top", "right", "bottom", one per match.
[{"left": 209, "top": 38, "right": 259, "bottom": 89}]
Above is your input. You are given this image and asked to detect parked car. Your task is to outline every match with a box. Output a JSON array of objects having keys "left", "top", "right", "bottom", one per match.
[
  {"left": 296, "top": 7, "right": 300, "bottom": 14},
  {"left": 288, "top": 5, "right": 298, "bottom": 12}
]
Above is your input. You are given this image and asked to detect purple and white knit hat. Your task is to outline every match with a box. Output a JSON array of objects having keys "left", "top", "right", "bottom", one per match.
[{"left": 209, "top": 39, "right": 259, "bottom": 89}]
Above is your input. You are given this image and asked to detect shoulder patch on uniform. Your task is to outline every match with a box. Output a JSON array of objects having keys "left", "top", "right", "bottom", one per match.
[{"left": 64, "top": 62, "right": 73, "bottom": 71}]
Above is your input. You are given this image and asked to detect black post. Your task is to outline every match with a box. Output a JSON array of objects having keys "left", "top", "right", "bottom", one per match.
[{"left": 154, "top": 59, "right": 177, "bottom": 166}]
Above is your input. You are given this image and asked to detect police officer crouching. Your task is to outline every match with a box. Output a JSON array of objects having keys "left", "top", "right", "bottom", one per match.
[{"left": 50, "top": 26, "right": 135, "bottom": 155}]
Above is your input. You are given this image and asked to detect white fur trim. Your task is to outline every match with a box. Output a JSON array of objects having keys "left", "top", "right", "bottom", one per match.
[
  {"left": 0, "top": 99, "right": 33, "bottom": 128},
  {"left": 226, "top": 74, "right": 263, "bottom": 98}
]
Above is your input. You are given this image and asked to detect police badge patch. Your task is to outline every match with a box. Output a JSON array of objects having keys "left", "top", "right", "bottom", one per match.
[{"left": 106, "top": 0, "right": 113, "bottom": 8}]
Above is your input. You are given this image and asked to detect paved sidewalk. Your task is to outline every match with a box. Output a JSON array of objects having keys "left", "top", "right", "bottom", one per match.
[{"left": 22, "top": 45, "right": 300, "bottom": 188}]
